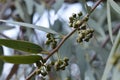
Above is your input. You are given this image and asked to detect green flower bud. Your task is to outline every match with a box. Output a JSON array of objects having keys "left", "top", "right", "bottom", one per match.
[
  {"left": 80, "top": 23, "right": 86, "bottom": 30},
  {"left": 84, "top": 37, "right": 90, "bottom": 42},
  {"left": 87, "top": 33, "right": 93, "bottom": 38},
  {"left": 72, "top": 13, "right": 77, "bottom": 18},
  {"left": 51, "top": 61, "right": 55, "bottom": 65},
  {"left": 84, "top": 16, "right": 89, "bottom": 21},
  {"left": 78, "top": 12, "right": 83, "bottom": 17},
  {"left": 69, "top": 17, "right": 74, "bottom": 23},
  {"left": 46, "top": 65, "right": 51, "bottom": 71},
  {"left": 41, "top": 71, "right": 47, "bottom": 76},
  {"left": 76, "top": 38, "right": 82, "bottom": 43},
  {"left": 45, "top": 40, "right": 51, "bottom": 45},
  {"left": 63, "top": 57, "right": 69, "bottom": 62},
  {"left": 69, "top": 23, "right": 73, "bottom": 27}
]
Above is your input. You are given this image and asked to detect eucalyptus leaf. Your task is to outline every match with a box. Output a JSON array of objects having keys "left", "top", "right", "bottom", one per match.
[
  {"left": 109, "top": 0, "right": 120, "bottom": 15},
  {"left": 0, "top": 20, "right": 58, "bottom": 34},
  {"left": 101, "top": 30, "right": 120, "bottom": 80},
  {"left": 15, "top": 0, "right": 25, "bottom": 20},
  {"left": 24, "top": 0, "right": 34, "bottom": 15},
  {"left": 0, "top": 55, "right": 42, "bottom": 64},
  {"left": 52, "top": 0, "right": 64, "bottom": 13},
  {"left": 0, "top": 25, "right": 14, "bottom": 32},
  {"left": 35, "top": 2, "right": 45, "bottom": 15},
  {"left": 107, "top": 1, "right": 113, "bottom": 44},
  {"left": 0, "top": 46, "right": 4, "bottom": 75},
  {"left": 0, "top": 39, "right": 43, "bottom": 54}
]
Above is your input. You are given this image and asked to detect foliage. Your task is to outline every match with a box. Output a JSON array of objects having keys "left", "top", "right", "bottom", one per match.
[{"left": 0, "top": 0, "right": 120, "bottom": 80}]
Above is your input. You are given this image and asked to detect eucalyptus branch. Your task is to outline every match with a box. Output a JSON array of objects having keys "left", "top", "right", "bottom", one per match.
[
  {"left": 45, "top": 0, "right": 104, "bottom": 61},
  {"left": 26, "top": 0, "right": 104, "bottom": 79}
]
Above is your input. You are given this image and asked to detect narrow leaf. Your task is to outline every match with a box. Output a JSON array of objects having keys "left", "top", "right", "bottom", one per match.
[
  {"left": 107, "top": 2, "right": 113, "bottom": 44},
  {"left": 24, "top": 0, "right": 34, "bottom": 15},
  {"left": 0, "top": 39, "right": 43, "bottom": 54},
  {"left": 0, "top": 46, "right": 4, "bottom": 75},
  {"left": 0, "top": 20, "right": 58, "bottom": 34},
  {"left": 0, "top": 55, "right": 42, "bottom": 64},
  {"left": 52, "top": 0, "right": 64, "bottom": 13},
  {"left": 109, "top": 0, "right": 120, "bottom": 15},
  {"left": 0, "top": 25, "right": 14, "bottom": 32},
  {"left": 101, "top": 30, "right": 120, "bottom": 80}
]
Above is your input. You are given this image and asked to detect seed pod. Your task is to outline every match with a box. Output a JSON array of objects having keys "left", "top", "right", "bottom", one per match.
[
  {"left": 61, "top": 67, "right": 65, "bottom": 70},
  {"left": 80, "top": 23, "right": 86, "bottom": 30},
  {"left": 78, "top": 33, "right": 84, "bottom": 39},
  {"left": 89, "top": 29, "right": 94, "bottom": 33},
  {"left": 87, "top": 33, "right": 93, "bottom": 38},
  {"left": 63, "top": 57, "right": 69, "bottom": 62},
  {"left": 78, "top": 12, "right": 83, "bottom": 17},
  {"left": 76, "top": 37, "right": 82, "bottom": 43},
  {"left": 41, "top": 71, "right": 47, "bottom": 76},
  {"left": 36, "top": 61, "right": 42, "bottom": 67},
  {"left": 51, "top": 42, "right": 57, "bottom": 49},
  {"left": 46, "top": 64, "right": 51, "bottom": 71},
  {"left": 72, "top": 13, "right": 76, "bottom": 18},
  {"left": 69, "top": 23, "right": 73, "bottom": 27},
  {"left": 46, "top": 33, "right": 51, "bottom": 38},
  {"left": 45, "top": 40, "right": 51, "bottom": 45},
  {"left": 50, "top": 61, "right": 55, "bottom": 65},
  {"left": 69, "top": 17, "right": 74, "bottom": 23},
  {"left": 84, "top": 16, "right": 89, "bottom": 21},
  {"left": 74, "top": 20, "right": 81, "bottom": 28},
  {"left": 84, "top": 37, "right": 90, "bottom": 42}
]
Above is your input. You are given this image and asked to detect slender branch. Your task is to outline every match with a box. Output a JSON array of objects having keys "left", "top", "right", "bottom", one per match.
[
  {"left": 26, "top": 68, "right": 38, "bottom": 80},
  {"left": 101, "top": 23, "right": 120, "bottom": 48},
  {"left": 45, "top": 0, "right": 104, "bottom": 61},
  {"left": 26, "top": 0, "right": 104, "bottom": 79}
]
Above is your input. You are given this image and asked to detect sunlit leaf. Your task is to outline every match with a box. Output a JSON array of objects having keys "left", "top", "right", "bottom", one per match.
[
  {"left": 0, "top": 55, "right": 42, "bottom": 64},
  {"left": 0, "top": 20, "right": 58, "bottom": 34},
  {"left": 109, "top": 0, "right": 120, "bottom": 15},
  {"left": 107, "top": 2, "right": 113, "bottom": 44},
  {"left": 0, "top": 39, "right": 43, "bottom": 54}
]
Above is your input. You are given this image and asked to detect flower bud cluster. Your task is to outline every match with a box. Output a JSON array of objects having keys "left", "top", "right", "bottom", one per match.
[
  {"left": 51, "top": 57, "right": 69, "bottom": 71},
  {"left": 69, "top": 12, "right": 94, "bottom": 43},
  {"left": 69, "top": 12, "right": 83, "bottom": 28},
  {"left": 77, "top": 28, "right": 94, "bottom": 43},
  {"left": 36, "top": 57, "right": 69, "bottom": 77},
  {"left": 45, "top": 33, "right": 57, "bottom": 49}
]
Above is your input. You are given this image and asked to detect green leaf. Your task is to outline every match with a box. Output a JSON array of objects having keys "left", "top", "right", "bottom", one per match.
[
  {"left": 0, "top": 46, "right": 4, "bottom": 75},
  {"left": 107, "top": 1, "right": 113, "bottom": 44},
  {"left": 109, "top": 0, "right": 120, "bottom": 15},
  {"left": 0, "top": 55, "right": 42, "bottom": 64},
  {"left": 0, "top": 20, "right": 58, "bottom": 34},
  {"left": 0, "top": 39, "right": 43, "bottom": 54}
]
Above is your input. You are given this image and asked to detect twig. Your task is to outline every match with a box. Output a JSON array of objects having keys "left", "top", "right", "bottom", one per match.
[
  {"left": 101, "top": 24, "right": 120, "bottom": 48},
  {"left": 26, "top": 0, "right": 104, "bottom": 79},
  {"left": 0, "top": 32, "right": 11, "bottom": 39},
  {"left": 26, "top": 68, "right": 38, "bottom": 80}
]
